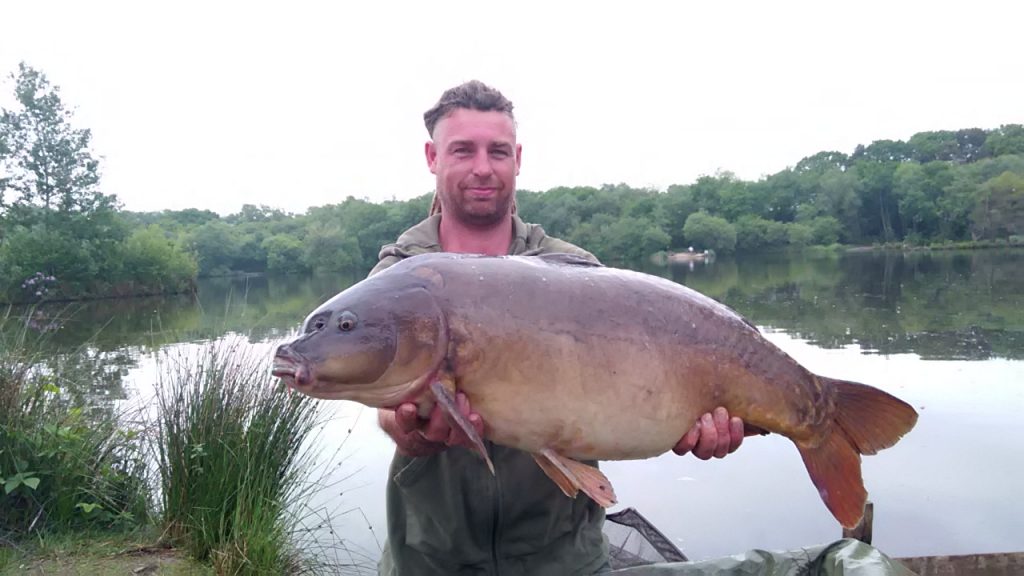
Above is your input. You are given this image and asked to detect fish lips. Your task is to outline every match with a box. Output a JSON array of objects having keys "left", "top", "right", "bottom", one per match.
[{"left": 272, "top": 345, "right": 314, "bottom": 392}]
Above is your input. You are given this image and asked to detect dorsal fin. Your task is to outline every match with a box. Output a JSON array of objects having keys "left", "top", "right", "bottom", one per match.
[{"left": 531, "top": 252, "right": 604, "bottom": 268}]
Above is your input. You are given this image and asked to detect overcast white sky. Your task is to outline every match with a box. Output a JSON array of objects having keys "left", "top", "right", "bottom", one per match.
[{"left": 1, "top": 1, "right": 1021, "bottom": 216}]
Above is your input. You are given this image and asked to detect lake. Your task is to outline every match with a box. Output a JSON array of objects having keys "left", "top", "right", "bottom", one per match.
[{"left": 15, "top": 248, "right": 1024, "bottom": 568}]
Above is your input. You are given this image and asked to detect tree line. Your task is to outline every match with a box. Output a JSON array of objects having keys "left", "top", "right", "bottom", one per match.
[{"left": 2, "top": 62, "right": 1022, "bottom": 302}]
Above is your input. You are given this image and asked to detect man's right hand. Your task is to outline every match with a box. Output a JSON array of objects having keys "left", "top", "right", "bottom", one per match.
[{"left": 377, "top": 392, "right": 485, "bottom": 457}]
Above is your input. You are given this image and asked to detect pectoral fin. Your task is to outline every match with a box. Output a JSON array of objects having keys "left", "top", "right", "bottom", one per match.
[
  {"left": 429, "top": 379, "right": 494, "bottom": 475},
  {"left": 532, "top": 448, "right": 617, "bottom": 507}
]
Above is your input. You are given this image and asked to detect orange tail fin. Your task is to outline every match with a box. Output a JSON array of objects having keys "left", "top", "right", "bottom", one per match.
[{"left": 797, "top": 376, "right": 918, "bottom": 528}]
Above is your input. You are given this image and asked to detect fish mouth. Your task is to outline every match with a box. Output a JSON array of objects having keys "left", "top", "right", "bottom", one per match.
[{"left": 272, "top": 347, "right": 313, "bottom": 391}]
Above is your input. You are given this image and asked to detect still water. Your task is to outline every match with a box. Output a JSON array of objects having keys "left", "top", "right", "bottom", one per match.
[{"left": 18, "top": 248, "right": 1024, "bottom": 566}]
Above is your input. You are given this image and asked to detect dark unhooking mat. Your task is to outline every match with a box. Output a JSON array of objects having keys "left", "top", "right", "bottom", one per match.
[{"left": 603, "top": 508, "right": 914, "bottom": 576}]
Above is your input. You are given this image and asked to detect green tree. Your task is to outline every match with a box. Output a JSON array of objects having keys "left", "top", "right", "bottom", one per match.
[
  {"left": 567, "top": 213, "right": 617, "bottom": 259},
  {"left": 120, "top": 225, "right": 198, "bottom": 292},
  {"left": 659, "top": 184, "right": 698, "bottom": 246},
  {"left": 970, "top": 171, "right": 1024, "bottom": 240},
  {"left": 600, "top": 216, "right": 670, "bottom": 263},
  {"left": 689, "top": 173, "right": 737, "bottom": 215},
  {"left": 807, "top": 216, "right": 841, "bottom": 245},
  {"left": 735, "top": 216, "right": 787, "bottom": 250},
  {"left": 0, "top": 63, "right": 115, "bottom": 231},
  {"left": 757, "top": 169, "right": 810, "bottom": 223},
  {"left": 302, "top": 222, "right": 361, "bottom": 272},
  {"left": 186, "top": 220, "right": 242, "bottom": 276},
  {"left": 815, "top": 168, "right": 861, "bottom": 242},
  {"left": 787, "top": 222, "right": 814, "bottom": 247},
  {"left": 795, "top": 151, "right": 849, "bottom": 174},
  {"left": 517, "top": 188, "right": 581, "bottom": 239},
  {"left": 982, "top": 124, "right": 1024, "bottom": 157},
  {"left": 718, "top": 180, "right": 762, "bottom": 221},
  {"left": 0, "top": 62, "right": 128, "bottom": 300},
  {"left": 955, "top": 128, "right": 990, "bottom": 162},
  {"left": 892, "top": 163, "right": 937, "bottom": 241},
  {"left": 850, "top": 139, "right": 911, "bottom": 163},
  {"left": 682, "top": 212, "right": 736, "bottom": 253},
  {"left": 908, "top": 130, "right": 961, "bottom": 163},
  {"left": 226, "top": 203, "right": 290, "bottom": 224},
  {"left": 263, "top": 234, "right": 308, "bottom": 274},
  {"left": 852, "top": 160, "right": 901, "bottom": 242},
  {"left": 936, "top": 171, "right": 976, "bottom": 241}
]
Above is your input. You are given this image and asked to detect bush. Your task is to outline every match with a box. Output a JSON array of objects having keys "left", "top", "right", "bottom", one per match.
[
  {"left": 0, "top": 313, "right": 149, "bottom": 534},
  {"left": 683, "top": 212, "right": 737, "bottom": 253},
  {"left": 0, "top": 223, "right": 196, "bottom": 302},
  {"left": 787, "top": 222, "right": 815, "bottom": 247},
  {"left": 119, "top": 226, "right": 199, "bottom": 293},
  {"left": 736, "top": 216, "right": 790, "bottom": 251},
  {"left": 301, "top": 224, "right": 361, "bottom": 272},
  {"left": 807, "top": 216, "right": 842, "bottom": 246},
  {"left": 263, "top": 234, "right": 309, "bottom": 275},
  {"left": 0, "top": 226, "right": 99, "bottom": 301}
]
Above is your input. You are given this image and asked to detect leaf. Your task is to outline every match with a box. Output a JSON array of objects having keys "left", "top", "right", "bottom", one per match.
[
  {"left": 4, "top": 478, "right": 19, "bottom": 494},
  {"left": 23, "top": 476, "right": 39, "bottom": 490},
  {"left": 42, "top": 383, "right": 60, "bottom": 394},
  {"left": 75, "top": 502, "right": 102, "bottom": 514}
]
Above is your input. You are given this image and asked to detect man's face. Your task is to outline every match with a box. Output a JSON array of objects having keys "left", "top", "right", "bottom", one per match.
[{"left": 426, "top": 108, "right": 522, "bottom": 227}]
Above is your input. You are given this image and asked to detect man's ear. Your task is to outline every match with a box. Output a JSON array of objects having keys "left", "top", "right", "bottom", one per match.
[
  {"left": 425, "top": 141, "right": 438, "bottom": 174},
  {"left": 515, "top": 143, "right": 522, "bottom": 176}
]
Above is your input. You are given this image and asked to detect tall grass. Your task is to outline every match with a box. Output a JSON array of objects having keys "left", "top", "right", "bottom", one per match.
[
  {"left": 154, "top": 339, "right": 327, "bottom": 574},
  {"left": 0, "top": 308, "right": 149, "bottom": 536}
]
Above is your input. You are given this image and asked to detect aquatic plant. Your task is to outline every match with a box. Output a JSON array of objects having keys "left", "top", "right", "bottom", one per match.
[{"left": 153, "top": 339, "right": 336, "bottom": 574}]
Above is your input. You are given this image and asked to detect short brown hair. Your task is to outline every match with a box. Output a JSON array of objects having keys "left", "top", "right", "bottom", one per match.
[{"left": 423, "top": 80, "right": 515, "bottom": 137}]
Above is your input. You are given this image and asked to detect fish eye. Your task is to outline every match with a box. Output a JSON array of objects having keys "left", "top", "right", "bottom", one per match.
[{"left": 338, "top": 311, "right": 358, "bottom": 332}]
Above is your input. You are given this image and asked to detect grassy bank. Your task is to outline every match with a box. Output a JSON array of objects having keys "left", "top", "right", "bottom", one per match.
[
  {"left": 847, "top": 236, "right": 1024, "bottom": 252},
  {"left": 1, "top": 311, "right": 349, "bottom": 575},
  {"left": 0, "top": 528, "right": 213, "bottom": 575}
]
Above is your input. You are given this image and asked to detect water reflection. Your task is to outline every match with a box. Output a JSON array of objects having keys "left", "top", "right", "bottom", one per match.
[
  {"left": 665, "top": 249, "right": 1024, "bottom": 360},
  {"left": 5, "top": 249, "right": 1023, "bottom": 564},
  {"left": 10, "top": 249, "right": 1022, "bottom": 363},
  {"left": 5, "top": 272, "right": 360, "bottom": 354}
]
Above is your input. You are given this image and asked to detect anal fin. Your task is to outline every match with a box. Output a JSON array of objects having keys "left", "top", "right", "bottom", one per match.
[
  {"left": 429, "top": 380, "right": 494, "bottom": 474},
  {"left": 533, "top": 448, "right": 617, "bottom": 507},
  {"left": 531, "top": 452, "right": 580, "bottom": 499}
]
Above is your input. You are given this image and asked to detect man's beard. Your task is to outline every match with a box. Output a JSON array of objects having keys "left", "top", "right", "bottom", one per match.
[
  {"left": 456, "top": 195, "right": 513, "bottom": 227},
  {"left": 442, "top": 182, "right": 514, "bottom": 227}
]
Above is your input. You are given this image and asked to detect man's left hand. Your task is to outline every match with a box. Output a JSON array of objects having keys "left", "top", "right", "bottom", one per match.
[{"left": 673, "top": 406, "right": 748, "bottom": 460}]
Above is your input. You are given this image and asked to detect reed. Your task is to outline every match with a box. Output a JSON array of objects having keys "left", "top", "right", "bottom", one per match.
[{"left": 153, "top": 338, "right": 327, "bottom": 574}]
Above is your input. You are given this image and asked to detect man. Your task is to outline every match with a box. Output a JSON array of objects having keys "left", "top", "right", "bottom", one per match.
[{"left": 371, "top": 80, "right": 747, "bottom": 576}]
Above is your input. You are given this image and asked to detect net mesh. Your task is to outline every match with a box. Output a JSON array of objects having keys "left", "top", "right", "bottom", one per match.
[{"left": 603, "top": 507, "right": 688, "bottom": 569}]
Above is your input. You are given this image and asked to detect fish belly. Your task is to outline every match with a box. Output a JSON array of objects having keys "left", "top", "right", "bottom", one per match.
[{"left": 457, "top": 330, "right": 758, "bottom": 461}]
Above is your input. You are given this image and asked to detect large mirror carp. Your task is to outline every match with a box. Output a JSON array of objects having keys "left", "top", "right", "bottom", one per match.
[{"left": 273, "top": 253, "right": 918, "bottom": 529}]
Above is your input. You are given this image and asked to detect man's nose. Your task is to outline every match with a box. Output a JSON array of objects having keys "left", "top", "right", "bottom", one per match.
[{"left": 472, "top": 150, "right": 494, "bottom": 177}]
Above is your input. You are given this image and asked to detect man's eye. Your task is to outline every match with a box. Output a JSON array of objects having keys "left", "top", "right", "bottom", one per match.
[{"left": 491, "top": 149, "right": 509, "bottom": 158}]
